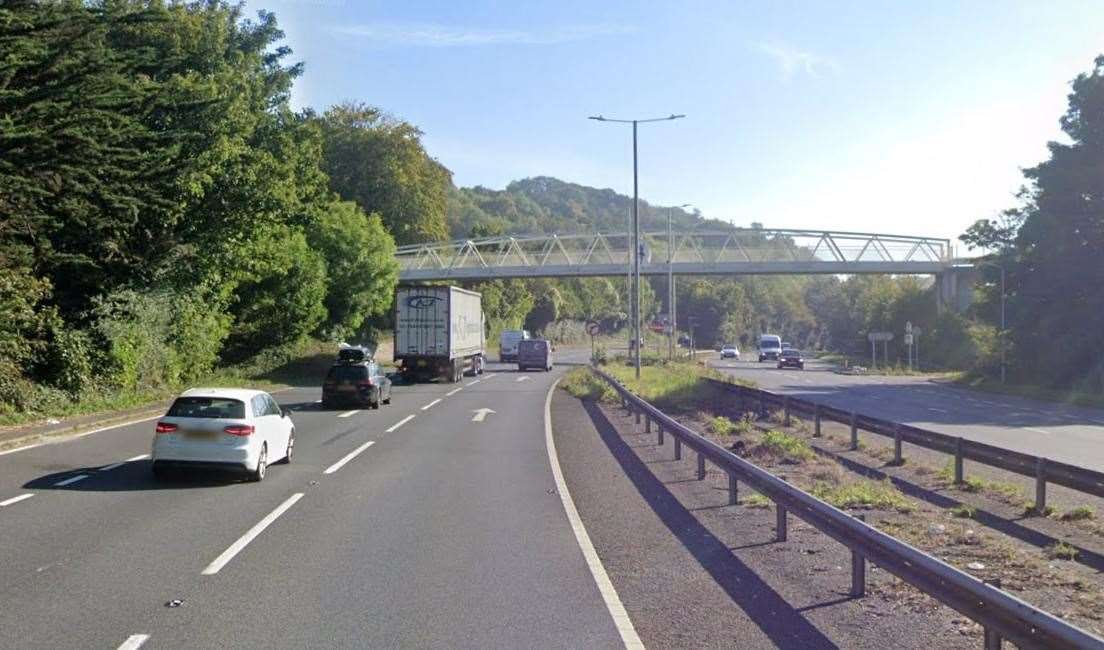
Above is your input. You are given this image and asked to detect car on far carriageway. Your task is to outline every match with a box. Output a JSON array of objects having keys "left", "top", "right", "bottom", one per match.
[
  {"left": 777, "top": 349, "right": 805, "bottom": 370},
  {"left": 151, "top": 388, "right": 294, "bottom": 482},
  {"left": 720, "top": 344, "right": 740, "bottom": 360}
]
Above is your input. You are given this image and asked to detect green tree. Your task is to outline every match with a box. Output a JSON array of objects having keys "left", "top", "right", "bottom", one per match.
[{"left": 318, "top": 102, "right": 451, "bottom": 244}]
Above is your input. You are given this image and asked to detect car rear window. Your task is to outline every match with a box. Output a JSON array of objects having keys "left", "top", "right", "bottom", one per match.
[
  {"left": 167, "top": 397, "right": 245, "bottom": 419},
  {"left": 326, "top": 365, "right": 368, "bottom": 381},
  {"left": 519, "top": 340, "right": 547, "bottom": 352}
]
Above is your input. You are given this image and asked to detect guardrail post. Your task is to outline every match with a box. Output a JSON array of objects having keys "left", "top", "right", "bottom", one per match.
[
  {"left": 954, "top": 437, "right": 965, "bottom": 485},
  {"left": 645, "top": 415, "right": 652, "bottom": 433},
  {"left": 783, "top": 397, "right": 791, "bottom": 427},
  {"left": 728, "top": 473, "right": 738, "bottom": 505},
  {"left": 814, "top": 404, "right": 822, "bottom": 437},
  {"left": 635, "top": 409, "right": 641, "bottom": 425},
  {"left": 776, "top": 504, "right": 788, "bottom": 542},
  {"left": 850, "top": 514, "right": 866, "bottom": 597},
  {"left": 1035, "top": 457, "right": 1047, "bottom": 515},
  {"left": 758, "top": 392, "right": 766, "bottom": 419},
  {"left": 674, "top": 437, "right": 682, "bottom": 460},
  {"left": 892, "top": 424, "right": 903, "bottom": 465},
  {"left": 657, "top": 423, "right": 664, "bottom": 446},
  {"left": 850, "top": 412, "right": 858, "bottom": 450},
  {"left": 983, "top": 578, "right": 1003, "bottom": 649},
  {"left": 697, "top": 452, "right": 706, "bottom": 480}
]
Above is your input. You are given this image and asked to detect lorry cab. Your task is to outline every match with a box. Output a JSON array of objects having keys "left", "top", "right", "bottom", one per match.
[
  {"left": 517, "top": 339, "right": 553, "bottom": 372},
  {"left": 758, "top": 334, "right": 783, "bottom": 362}
]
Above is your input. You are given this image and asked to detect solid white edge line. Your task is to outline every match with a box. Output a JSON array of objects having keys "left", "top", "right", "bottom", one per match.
[
  {"left": 0, "top": 493, "right": 34, "bottom": 507},
  {"left": 323, "top": 440, "right": 376, "bottom": 475},
  {"left": 386, "top": 415, "right": 415, "bottom": 433},
  {"left": 202, "top": 492, "right": 304, "bottom": 575},
  {"left": 0, "top": 414, "right": 163, "bottom": 457},
  {"left": 117, "top": 633, "right": 150, "bottom": 650},
  {"left": 337, "top": 409, "right": 360, "bottom": 418},
  {"left": 421, "top": 399, "right": 441, "bottom": 411},
  {"left": 54, "top": 474, "right": 89, "bottom": 487},
  {"left": 543, "top": 377, "right": 643, "bottom": 649},
  {"left": 446, "top": 387, "right": 463, "bottom": 396}
]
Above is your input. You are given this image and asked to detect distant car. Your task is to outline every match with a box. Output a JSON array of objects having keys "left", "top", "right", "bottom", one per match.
[
  {"left": 151, "top": 388, "right": 294, "bottom": 481},
  {"left": 322, "top": 358, "right": 392, "bottom": 409},
  {"left": 778, "top": 349, "right": 805, "bottom": 370},
  {"left": 499, "top": 329, "right": 530, "bottom": 362},
  {"left": 720, "top": 344, "right": 740, "bottom": 359},
  {"left": 782, "top": 341, "right": 793, "bottom": 349},
  {"left": 758, "top": 334, "right": 783, "bottom": 362},
  {"left": 517, "top": 338, "right": 553, "bottom": 371}
]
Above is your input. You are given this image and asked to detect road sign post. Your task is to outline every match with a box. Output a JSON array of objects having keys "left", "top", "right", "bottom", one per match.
[
  {"left": 867, "top": 332, "right": 894, "bottom": 370},
  {"left": 586, "top": 320, "right": 600, "bottom": 362}
]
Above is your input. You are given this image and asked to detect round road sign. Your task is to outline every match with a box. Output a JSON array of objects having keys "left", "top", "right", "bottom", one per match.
[{"left": 586, "top": 320, "right": 601, "bottom": 336}]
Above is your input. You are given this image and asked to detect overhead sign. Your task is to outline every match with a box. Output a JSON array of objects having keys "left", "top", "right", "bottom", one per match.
[
  {"left": 586, "top": 320, "right": 601, "bottom": 336},
  {"left": 867, "top": 332, "right": 894, "bottom": 342}
]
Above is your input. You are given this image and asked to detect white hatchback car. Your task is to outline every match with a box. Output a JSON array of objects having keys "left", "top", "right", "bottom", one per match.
[{"left": 151, "top": 388, "right": 294, "bottom": 481}]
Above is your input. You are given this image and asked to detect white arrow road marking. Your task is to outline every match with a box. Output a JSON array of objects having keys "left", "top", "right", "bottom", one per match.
[
  {"left": 202, "top": 492, "right": 304, "bottom": 575},
  {"left": 0, "top": 494, "right": 34, "bottom": 507},
  {"left": 516, "top": 376, "right": 531, "bottom": 382},
  {"left": 471, "top": 408, "right": 496, "bottom": 422},
  {"left": 117, "top": 634, "right": 150, "bottom": 650}
]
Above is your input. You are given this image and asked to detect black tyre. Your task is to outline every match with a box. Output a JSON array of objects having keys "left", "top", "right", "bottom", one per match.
[
  {"left": 279, "top": 431, "right": 294, "bottom": 464},
  {"left": 250, "top": 444, "right": 267, "bottom": 482}
]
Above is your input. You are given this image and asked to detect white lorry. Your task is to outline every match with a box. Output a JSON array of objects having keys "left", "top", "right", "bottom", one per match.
[{"left": 394, "top": 286, "right": 486, "bottom": 383}]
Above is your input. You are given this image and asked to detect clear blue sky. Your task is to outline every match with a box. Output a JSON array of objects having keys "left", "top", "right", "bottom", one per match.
[{"left": 251, "top": 0, "right": 1103, "bottom": 246}]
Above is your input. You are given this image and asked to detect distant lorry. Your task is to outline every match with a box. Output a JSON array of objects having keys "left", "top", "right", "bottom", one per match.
[{"left": 394, "top": 286, "right": 486, "bottom": 382}]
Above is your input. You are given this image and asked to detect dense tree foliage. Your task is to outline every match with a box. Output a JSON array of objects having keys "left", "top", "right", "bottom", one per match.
[
  {"left": 0, "top": 2, "right": 398, "bottom": 413},
  {"left": 962, "top": 56, "right": 1104, "bottom": 389}
]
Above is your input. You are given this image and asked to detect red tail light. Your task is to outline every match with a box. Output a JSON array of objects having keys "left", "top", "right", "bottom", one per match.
[
  {"left": 155, "top": 422, "right": 178, "bottom": 434},
  {"left": 223, "top": 425, "right": 255, "bottom": 436}
]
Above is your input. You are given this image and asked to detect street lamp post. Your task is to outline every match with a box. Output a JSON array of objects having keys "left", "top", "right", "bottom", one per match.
[
  {"left": 668, "top": 203, "right": 691, "bottom": 361},
  {"left": 589, "top": 113, "right": 685, "bottom": 379},
  {"left": 977, "top": 260, "right": 1007, "bottom": 384}
]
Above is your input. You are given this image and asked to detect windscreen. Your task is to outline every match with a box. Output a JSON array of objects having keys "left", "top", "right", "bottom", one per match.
[
  {"left": 167, "top": 397, "right": 245, "bottom": 419},
  {"left": 326, "top": 366, "right": 368, "bottom": 381}
]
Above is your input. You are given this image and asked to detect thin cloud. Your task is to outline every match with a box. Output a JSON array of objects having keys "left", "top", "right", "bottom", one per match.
[
  {"left": 336, "top": 22, "right": 635, "bottom": 47},
  {"left": 756, "top": 41, "right": 839, "bottom": 80}
]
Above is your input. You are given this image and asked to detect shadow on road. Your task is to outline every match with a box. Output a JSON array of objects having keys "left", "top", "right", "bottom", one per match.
[
  {"left": 581, "top": 399, "right": 841, "bottom": 649},
  {"left": 23, "top": 461, "right": 255, "bottom": 492}
]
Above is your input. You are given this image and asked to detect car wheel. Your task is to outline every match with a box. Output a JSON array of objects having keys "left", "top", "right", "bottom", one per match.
[
  {"left": 383, "top": 388, "right": 391, "bottom": 405},
  {"left": 250, "top": 444, "right": 267, "bottom": 482},
  {"left": 279, "top": 430, "right": 294, "bottom": 464}
]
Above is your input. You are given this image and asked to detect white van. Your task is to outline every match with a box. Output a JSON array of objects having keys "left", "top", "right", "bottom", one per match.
[
  {"left": 499, "top": 329, "right": 530, "bottom": 362},
  {"left": 758, "top": 334, "right": 783, "bottom": 362}
]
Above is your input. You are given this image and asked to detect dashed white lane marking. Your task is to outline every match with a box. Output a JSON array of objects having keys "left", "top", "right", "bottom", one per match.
[
  {"left": 100, "top": 454, "right": 150, "bottom": 472},
  {"left": 202, "top": 492, "right": 304, "bottom": 575},
  {"left": 542, "top": 377, "right": 643, "bottom": 649},
  {"left": 927, "top": 408, "right": 949, "bottom": 414},
  {"left": 386, "top": 415, "right": 415, "bottom": 433},
  {"left": 0, "top": 493, "right": 34, "bottom": 507},
  {"left": 54, "top": 474, "right": 89, "bottom": 487},
  {"left": 482, "top": 374, "right": 498, "bottom": 380},
  {"left": 1025, "top": 427, "right": 1052, "bottom": 435},
  {"left": 337, "top": 409, "right": 360, "bottom": 418},
  {"left": 421, "top": 399, "right": 442, "bottom": 411},
  {"left": 516, "top": 376, "right": 531, "bottom": 383},
  {"left": 323, "top": 441, "right": 376, "bottom": 475},
  {"left": 314, "top": 399, "right": 322, "bottom": 403},
  {"left": 117, "top": 634, "right": 150, "bottom": 650},
  {"left": 446, "top": 387, "right": 463, "bottom": 396},
  {"left": 466, "top": 379, "right": 481, "bottom": 386}
]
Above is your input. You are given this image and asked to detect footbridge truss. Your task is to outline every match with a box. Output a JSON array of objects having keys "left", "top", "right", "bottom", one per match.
[{"left": 395, "top": 228, "right": 953, "bottom": 281}]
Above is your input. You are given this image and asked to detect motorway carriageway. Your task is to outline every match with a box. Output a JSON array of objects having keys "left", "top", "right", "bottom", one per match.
[
  {"left": 0, "top": 358, "right": 633, "bottom": 649},
  {"left": 711, "top": 356, "right": 1104, "bottom": 471}
]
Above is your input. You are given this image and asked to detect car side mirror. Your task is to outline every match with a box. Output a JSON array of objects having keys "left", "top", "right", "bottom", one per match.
[{"left": 280, "top": 407, "right": 290, "bottom": 418}]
